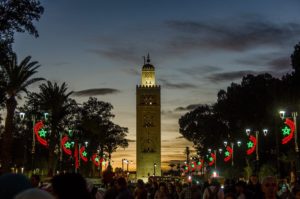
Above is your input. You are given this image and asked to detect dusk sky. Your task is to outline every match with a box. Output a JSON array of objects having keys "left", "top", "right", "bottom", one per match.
[{"left": 13, "top": 0, "right": 300, "bottom": 170}]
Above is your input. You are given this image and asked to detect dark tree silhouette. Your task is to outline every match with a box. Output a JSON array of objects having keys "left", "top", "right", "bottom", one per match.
[
  {"left": 291, "top": 42, "right": 300, "bottom": 75},
  {"left": 179, "top": 104, "right": 229, "bottom": 156},
  {"left": 80, "top": 97, "right": 129, "bottom": 176},
  {"left": 27, "top": 81, "right": 73, "bottom": 176},
  {"left": 0, "top": 0, "right": 44, "bottom": 64},
  {"left": 0, "top": 55, "right": 44, "bottom": 172}
]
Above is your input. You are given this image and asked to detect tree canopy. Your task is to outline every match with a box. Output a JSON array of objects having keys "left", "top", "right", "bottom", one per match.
[
  {"left": 0, "top": 0, "right": 44, "bottom": 63},
  {"left": 179, "top": 42, "right": 300, "bottom": 177}
]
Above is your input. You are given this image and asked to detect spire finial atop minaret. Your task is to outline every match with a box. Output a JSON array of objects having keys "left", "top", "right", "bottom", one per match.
[{"left": 146, "top": 53, "right": 150, "bottom": 63}]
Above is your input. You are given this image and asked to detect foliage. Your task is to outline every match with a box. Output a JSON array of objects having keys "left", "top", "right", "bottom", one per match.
[
  {"left": 26, "top": 81, "right": 73, "bottom": 175},
  {"left": 1, "top": 55, "right": 44, "bottom": 98},
  {"left": 0, "top": 54, "right": 43, "bottom": 172},
  {"left": 179, "top": 105, "right": 228, "bottom": 156},
  {"left": 0, "top": 0, "right": 44, "bottom": 63},
  {"left": 179, "top": 42, "right": 300, "bottom": 177},
  {"left": 244, "top": 165, "right": 253, "bottom": 180},
  {"left": 291, "top": 42, "right": 300, "bottom": 74},
  {"left": 80, "top": 97, "right": 129, "bottom": 158},
  {"left": 259, "top": 163, "right": 277, "bottom": 180}
]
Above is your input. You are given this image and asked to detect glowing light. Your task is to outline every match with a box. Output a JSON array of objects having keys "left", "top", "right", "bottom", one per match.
[
  {"left": 61, "top": 136, "right": 72, "bottom": 155},
  {"left": 80, "top": 146, "right": 88, "bottom": 162},
  {"left": 224, "top": 146, "right": 233, "bottom": 162},
  {"left": 246, "top": 135, "right": 256, "bottom": 155},
  {"left": 208, "top": 153, "right": 216, "bottom": 166},
  {"left": 92, "top": 154, "right": 102, "bottom": 167},
  {"left": 246, "top": 129, "right": 251, "bottom": 136},
  {"left": 282, "top": 118, "right": 295, "bottom": 144},
  {"left": 197, "top": 159, "right": 204, "bottom": 170},
  {"left": 212, "top": 171, "right": 218, "bottom": 177},
  {"left": 33, "top": 121, "right": 48, "bottom": 146}
]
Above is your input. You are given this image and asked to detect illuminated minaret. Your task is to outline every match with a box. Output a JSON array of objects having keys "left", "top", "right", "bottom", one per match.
[{"left": 136, "top": 54, "right": 161, "bottom": 181}]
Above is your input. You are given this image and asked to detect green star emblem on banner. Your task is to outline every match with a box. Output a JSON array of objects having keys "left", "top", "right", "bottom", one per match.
[
  {"left": 225, "top": 151, "right": 230, "bottom": 157},
  {"left": 282, "top": 126, "right": 291, "bottom": 136},
  {"left": 209, "top": 157, "right": 213, "bottom": 162},
  {"left": 82, "top": 151, "right": 87, "bottom": 157},
  {"left": 39, "top": 129, "right": 47, "bottom": 137},
  {"left": 247, "top": 141, "right": 254, "bottom": 148},
  {"left": 64, "top": 142, "right": 71, "bottom": 149}
]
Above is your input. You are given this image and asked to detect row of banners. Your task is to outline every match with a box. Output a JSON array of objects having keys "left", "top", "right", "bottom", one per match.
[
  {"left": 33, "top": 117, "right": 296, "bottom": 170},
  {"left": 33, "top": 120, "right": 106, "bottom": 169}
]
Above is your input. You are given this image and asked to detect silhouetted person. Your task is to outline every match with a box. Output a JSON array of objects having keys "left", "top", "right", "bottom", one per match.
[
  {"left": 30, "top": 174, "right": 41, "bottom": 188},
  {"left": 51, "top": 173, "right": 92, "bottom": 199},
  {"left": 0, "top": 173, "right": 32, "bottom": 199},
  {"left": 154, "top": 182, "right": 170, "bottom": 199},
  {"left": 104, "top": 179, "right": 118, "bottom": 199},
  {"left": 202, "top": 178, "right": 224, "bottom": 199},
  {"left": 246, "top": 174, "right": 263, "bottom": 198},
  {"left": 14, "top": 188, "right": 55, "bottom": 199},
  {"left": 134, "top": 179, "right": 147, "bottom": 199},
  {"left": 115, "top": 177, "right": 134, "bottom": 199},
  {"left": 261, "top": 176, "right": 280, "bottom": 199}
]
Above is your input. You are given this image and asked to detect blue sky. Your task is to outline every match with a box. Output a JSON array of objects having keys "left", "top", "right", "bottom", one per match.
[{"left": 13, "top": 0, "right": 300, "bottom": 169}]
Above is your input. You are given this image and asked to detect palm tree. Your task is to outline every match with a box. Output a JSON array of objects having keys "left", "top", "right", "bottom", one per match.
[
  {"left": 0, "top": 54, "right": 44, "bottom": 172},
  {"left": 29, "top": 81, "right": 73, "bottom": 176}
]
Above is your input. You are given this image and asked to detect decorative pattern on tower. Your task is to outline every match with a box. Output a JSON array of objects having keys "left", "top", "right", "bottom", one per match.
[
  {"left": 136, "top": 54, "right": 161, "bottom": 181},
  {"left": 141, "top": 54, "right": 156, "bottom": 87}
]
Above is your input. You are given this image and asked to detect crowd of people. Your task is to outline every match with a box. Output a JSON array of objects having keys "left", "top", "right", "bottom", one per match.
[{"left": 0, "top": 172, "right": 300, "bottom": 199}]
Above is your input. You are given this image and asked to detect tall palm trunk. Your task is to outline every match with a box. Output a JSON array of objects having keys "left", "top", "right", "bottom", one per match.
[
  {"left": 47, "top": 125, "right": 57, "bottom": 176},
  {"left": 1, "top": 96, "right": 17, "bottom": 173}
]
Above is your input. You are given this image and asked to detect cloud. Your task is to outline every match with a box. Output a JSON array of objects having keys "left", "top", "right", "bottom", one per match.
[
  {"left": 267, "top": 57, "right": 291, "bottom": 71},
  {"left": 207, "top": 70, "right": 257, "bottom": 82},
  {"left": 122, "top": 67, "right": 140, "bottom": 76},
  {"left": 165, "top": 19, "right": 300, "bottom": 52},
  {"left": 85, "top": 17, "right": 300, "bottom": 65},
  {"left": 159, "top": 79, "right": 197, "bottom": 89},
  {"left": 235, "top": 52, "right": 292, "bottom": 72},
  {"left": 177, "top": 65, "right": 221, "bottom": 76},
  {"left": 175, "top": 104, "right": 203, "bottom": 111},
  {"left": 72, "top": 88, "right": 120, "bottom": 96},
  {"left": 86, "top": 48, "right": 140, "bottom": 64}
]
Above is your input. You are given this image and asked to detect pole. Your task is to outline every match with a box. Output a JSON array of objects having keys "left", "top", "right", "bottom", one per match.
[
  {"left": 256, "top": 131, "right": 259, "bottom": 161},
  {"left": 126, "top": 160, "right": 129, "bottom": 172},
  {"left": 275, "top": 116, "right": 281, "bottom": 177},
  {"left": 214, "top": 149, "right": 217, "bottom": 169},
  {"left": 293, "top": 112, "right": 299, "bottom": 153},
  {"left": 59, "top": 132, "right": 63, "bottom": 173},
  {"left": 292, "top": 112, "right": 300, "bottom": 178},
  {"left": 31, "top": 115, "right": 36, "bottom": 173},
  {"left": 231, "top": 143, "right": 234, "bottom": 166}
]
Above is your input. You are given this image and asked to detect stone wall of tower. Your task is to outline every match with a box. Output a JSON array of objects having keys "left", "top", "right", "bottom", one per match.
[{"left": 136, "top": 85, "right": 161, "bottom": 180}]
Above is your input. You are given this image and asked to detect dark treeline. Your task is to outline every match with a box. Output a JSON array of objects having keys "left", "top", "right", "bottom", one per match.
[
  {"left": 0, "top": 0, "right": 129, "bottom": 176},
  {"left": 179, "top": 42, "right": 300, "bottom": 179}
]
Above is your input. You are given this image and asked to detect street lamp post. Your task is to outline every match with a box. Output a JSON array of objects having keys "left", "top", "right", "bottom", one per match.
[
  {"left": 154, "top": 163, "right": 157, "bottom": 176},
  {"left": 19, "top": 112, "right": 26, "bottom": 170},
  {"left": 31, "top": 114, "right": 36, "bottom": 173},
  {"left": 224, "top": 140, "right": 242, "bottom": 166},
  {"left": 292, "top": 112, "right": 299, "bottom": 154},
  {"left": 246, "top": 128, "right": 268, "bottom": 173},
  {"left": 280, "top": 110, "right": 300, "bottom": 177}
]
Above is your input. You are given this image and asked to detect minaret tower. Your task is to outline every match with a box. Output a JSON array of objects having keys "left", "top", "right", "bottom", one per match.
[{"left": 136, "top": 54, "right": 161, "bottom": 181}]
